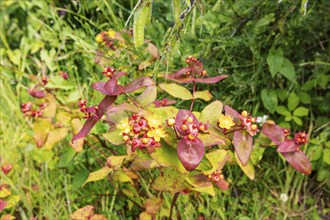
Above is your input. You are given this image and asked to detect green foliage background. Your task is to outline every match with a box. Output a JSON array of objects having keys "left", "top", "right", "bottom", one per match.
[{"left": 1, "top": 0, "right": 329, "bottom": 219}]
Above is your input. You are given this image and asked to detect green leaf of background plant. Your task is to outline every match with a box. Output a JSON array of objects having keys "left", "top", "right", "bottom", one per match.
[
  {"left": 297, "top": 91, "right": 311, "bottom": 104},
  {"left": 267, "top": 48, "right": 284, "bottom": 77},
  {"left": 293, "top": 106, "right": 309, "bottom": 117},
  {"left": 276, "top": 106, "right": 291, "bottom": 116},
  {"left": 279, "top": 58, "right": 296, "bottom": 82},
  {"left": 261, "top": 89, "right": 278, "bottom": 113},
  {"left": 159, "top": 83, "right": 192, "bottom": 100},
  {"left": 323, "top": 149, "right": 330, "bottom": 165},
  {"left": 288, "top": 92, "right": 300, "bottom": 111},
  {"left": 292, "top": 116, "right": 303, "bottom": 126}
]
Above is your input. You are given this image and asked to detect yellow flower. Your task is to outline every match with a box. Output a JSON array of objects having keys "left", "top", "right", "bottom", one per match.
[
  {"left": 117, "top": 118, "right": 131, "bottom": 134},
  {"left": 146, "top": 114, "right": 163, "bottom": 129},
  {"left": 95, "top": 34, "right": 103, "bottom": 43},
  {"left": 107, "top": 29, "right": 116, "bottom": 39},
  {"left": 218, "top": 114, "right": 235, "bottom": 130},
  {"left": 147, "top": 128, "right": 166, "bottom": 142}
]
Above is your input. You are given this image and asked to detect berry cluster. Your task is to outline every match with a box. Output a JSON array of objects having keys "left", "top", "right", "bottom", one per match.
[
  {"left": 21, "top": 102, "right": 45, "bottom": 118},
  {"left": 119, "top": 114, "right": 166, "bottom": 153},
  {"left": 240, "top": 110, "right": 258, "bottom": 135},
  {"left": 184, "top": 56, "right": 208, "bottom": 78},
  {"left": 174, "top": 113, "right": 208, "bottom": 141},
  {"left": 102, "top": 67, "right": 116, "bottom": 78},
  {"left": 207, "top": 170, "right": 225, "bottom": 182},
  {"left": 1, "top": 163, "right": 13, "bottom": 175},
  {"left": 96, "top": 31, "right": 116, "bottom": 49},
  {"left": 294, "top": 132, "right": 308, "bottom": 145},
  {"left": 283, "top": 129, "right": 290, "bottom": 137},
  {"left": 78, "top": 100, "right": 99, "bottom": 119}
]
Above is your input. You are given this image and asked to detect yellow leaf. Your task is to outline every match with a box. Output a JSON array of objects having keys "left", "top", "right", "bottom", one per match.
[
  {"left": 0, "top": 214, "right": 15, "bottom": 220},
  {"left": 199, "top": 100, "right": 223, "bottom": 124},
  {"left": 43, "top": 94, "right": 57, "bottom": 118},
  {"left": 90, "top": 214, "right": 107, "bottom": 220},
  {"left": 33, "top": 118, "right": 51, "bottom": 147},
  {"left": 194, "top": 90, "right": 213, "bottom": 101},
  {"left": 71, "top": 118, "right": 84, "bottom": 152},
  {"left": 70, "top": 205, "right": 94, "bottom": 220},
  {"left": 106, "top": 155, "right": 127, "bottom": 170},
  {"left": 159, "top": 83, "right": 193, "bottom": 100},
  {"left": 4, "top": 195, "right": 20, "bottom": 209},
  {"left": 82, "top": 167, "right": 113, "bottom": 187},
  {"left": 0, "top": 188, "right": 11, "bottom": 198},
  {"left": 235, "top": 152, "right": 255, "bottom": 180},
  {"left": 44, "top": 128, "right": 68, "bottom": 150}
]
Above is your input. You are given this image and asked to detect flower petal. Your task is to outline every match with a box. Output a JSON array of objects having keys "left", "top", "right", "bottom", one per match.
[{"left": 178, "top": 137, "right": 204, "bottom": 171}]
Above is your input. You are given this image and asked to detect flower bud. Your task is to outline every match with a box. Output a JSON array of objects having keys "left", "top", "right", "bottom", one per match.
[
  {"left": 167, "top": 118, "right": 175, "bottom": 126},
  {"left": 241, "top": 110, "right": 248, "bottom": 117}
]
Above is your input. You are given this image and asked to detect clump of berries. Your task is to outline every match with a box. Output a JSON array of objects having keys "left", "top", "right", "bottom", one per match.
[
  {"left": 240, "top": 110, "right": 259, "bottom": 135},
  {"left": 119, "top": 114, "right": 166, "bottom": 153},
  {"left": 102, "top": 67, "right": 116, "bottom": 78},
  {"left": 21, "top": 101, "right": 45, "bottom": 118},
  {"left": 185, "top": 55, "right": 208, "bottom": 77},
  {"left": 173, "top": 114, "right": 208, "bottom": 141},
  {"left": 294, "top": 132, "right": 308, "bottom": 145},
  {"left": 78, "top": 100, "right": 99, "bottom": 119}
]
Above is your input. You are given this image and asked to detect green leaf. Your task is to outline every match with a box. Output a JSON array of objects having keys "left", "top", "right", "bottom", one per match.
[
  {"left": 235, "top": 152, "right": 255, "bottom": 180},
  {"left": 276, "top": 88, "right": 288, "bottom": 102},
  {"left": 133, "top": 4, "right": 150, "bottom": 48},
  {"left": 106, "top": 155, "right": 127, "bottom": 170},
  {"left": 323, "top": 149, "right": 330, "bottom": 165},
  {"left": 261, "top": 89, "right": 278, "bottom": 114},
  {"left": 292, "top": 116, "right": 303, "bottom": 126},
  {"left": 173, "top": 0, "right": 181, "bottom": 24},
  {"left": 293, "top": 107, "right": 309, "bottom": 117},
  {"left": 279, "top": 58, "right": 296, "bottom": 82},
  {"left": 159, "top": 83, "right": 192, "bottom": 100},
  {"left": 152, "top": 167, "right": 187, "bottom": 192},
  {"left": 112, "top": 170, "right": 133, "bottom": 183},
  {"left": 151, "top": 141, "right": 187, "bottom": 173},
  {"left": 301, "top": 0, "right": 309, "bottom": 16},
  {"left": 135, "top": 85, "right": 157, "bottom": 107},
  {"left": 103, "top": 128, "right": 125, "bottom": 145},
  {"left": 267, "top": 48, "right": 284, "bottom": 77},
  {"left": 204, "top": 149, "right": 228, "bottom": 174},
  {"left": 276, "top": 106, "right": 291, "bottom": 116},
  {"left": 82, "top": 166, "right": 113, "bottom": 187},
  {"left": 297, "top": 91, "right": 311, "bottom": 104},
  {"left": 58, "top": 147, "right": 76, "bottom": 168},
  {"left": 199, "top": 100, "right": 223, "bottom": 124},
  {"left": 194, "top": 90, "right": 213, "bottom": 101},
  {"left": 72, "top": 169, "right": 89, "bottom": 189},
  {"left": 288, "top": 92, "right": 300, "bottom": 111}
]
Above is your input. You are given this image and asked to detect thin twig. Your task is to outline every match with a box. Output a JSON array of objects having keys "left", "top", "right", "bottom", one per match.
[{"left": 169, "top": 192, "right": 180, "bottom": 220}]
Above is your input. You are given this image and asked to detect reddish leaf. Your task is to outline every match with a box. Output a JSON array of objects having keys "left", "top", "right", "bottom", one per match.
[
  {"left": 166, "top": 67, "right": 194, "bottom": 84},
  {"left": 0, "top": 199, "right": 7, "bottom": 211},
  {"left": 147, "top": 42, "right": 160, "bottom": 59},
  {"left": 178, "top": 137, "right": 204, "bottom": 171},
  {"left": 28, "top": 89, "right": 45, "bottom": 98},
  {"left": 194, "top": 75, "right": 228, "bottom": 84},
  {"left": 124, "top": 76, "right": 154, "bottom": 93},
  {"left": 232, "top": 130, "right": 252, "bottom": 166},
  {"left": 72, "top": 118, "right": 98, "bottom": 142},
  {"left": 98, "top": 95, "right": 117, "bottom": 116},
  {"left": 135, "top": 85, "right": 157, "bottom": 107},
  {"left": 281, "top": 151, "right": 312, "bottom": 174},
  {"left": 214, "top": 179, "right": 229, "bottom": 190},
  {"left": 153, "top": 98, "right": 177, "bottom": 107},
  {"left": 114, "top": 71, "right": 127, "bottom": 79},
  {"left": 92, "top": 79, "right": 124, "bottom": 96},
  {"left": 261, "top": 122, "right": 285, "bottom": 146},
  {"left": 70, "top": 205, "right": 94, "bottom": 220},
  {"left": 277, "top": 139, "right": 299, "bottom": 153}
]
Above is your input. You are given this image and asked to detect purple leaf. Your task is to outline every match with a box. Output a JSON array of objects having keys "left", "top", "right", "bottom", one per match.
[
  {"left": 72, "top": 96, "right": 117, "bottom": 142},
  {"left": 0, "top": 199, "right": 7, "bottom": 212},
  {"left": 92, "top": 82, "right": 108, "bottom": 94},
  {"left": 281, "top": 151, "right": 312, "bottom": 174},
  {"left": 178, "top": 137, "right": 204, "bottom": 171},
  {"left": 28, "top": 89, "right": 45, "bottom": 98},
  {"left": 124, "top": 77, "right": 155, "bottom": 93},
  {"left": 104, "top": 79, "right": 124, "bottom": 95},
  {"left": 232, "top": 130, "right": 252, "bottom": 166},
  {"left": 261, "top": 122, "right": 285, "bottom": 146},
  {"left": 98, "top": 95, "right": 117, "bottom": 116},
  {"left": 72, "top": 117, "right": 98, "bottom": 143},
  {"left": 214, "top": 179, "right": 229, "bottom": 191},
  {"left": 277, "top": 139, "right": 299, "bottom": 153},
  {"left": 166, "top": 67, "right": 194, "bottom": 84},
  {"left": 114, "top": 71, "right": 127, "bottom": 79},
  {"left": 194, "top": 75, "right": 228, "bottom": 84}
]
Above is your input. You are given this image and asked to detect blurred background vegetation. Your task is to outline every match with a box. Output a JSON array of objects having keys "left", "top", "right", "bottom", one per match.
[{"left": 1, "top": 0, "right": 329, "bottom": 219}]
